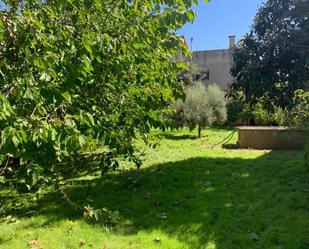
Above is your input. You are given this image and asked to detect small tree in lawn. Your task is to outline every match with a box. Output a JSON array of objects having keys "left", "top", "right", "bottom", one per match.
[{"left": 171, "top": 83, "right": 227, "bottom": 137}]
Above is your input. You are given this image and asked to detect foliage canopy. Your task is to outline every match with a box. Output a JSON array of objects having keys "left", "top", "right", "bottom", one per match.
[
  {"left": 170, "top": 83, "right": 227, "bottom": 137},
  {"left": 230, "top": 0, "right": 309, "bottom": 111},
  {"left": 0, "top": 0, "right": 204, "bottom": 188}
]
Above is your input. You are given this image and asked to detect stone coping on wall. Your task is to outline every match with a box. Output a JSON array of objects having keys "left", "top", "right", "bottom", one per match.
[
  {"left": 238, "top": 126, "right": 308, "bottom": 131},
  {"left": 238, "top": 126, "right": 289, "bottom": 131}
]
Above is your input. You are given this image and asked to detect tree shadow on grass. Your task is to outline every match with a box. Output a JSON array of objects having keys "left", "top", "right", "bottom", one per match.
[
  {"left": 1, "top": 151, "right": 309, "bottom": 249},
  {"left": 157, "top": 133, "right": 198, "bottom": 140},
  {"left": 222, "top": 143, "right": 239, "bottom": 149}
]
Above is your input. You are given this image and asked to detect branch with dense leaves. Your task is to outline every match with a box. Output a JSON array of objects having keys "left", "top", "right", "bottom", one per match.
[{"left": 0, "top": 0, "right": 210, "bottom": 189}]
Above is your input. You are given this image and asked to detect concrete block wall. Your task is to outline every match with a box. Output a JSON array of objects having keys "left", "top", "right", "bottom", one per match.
[{"left": 238, "top": 127, "right": 307, "bottom": 150}]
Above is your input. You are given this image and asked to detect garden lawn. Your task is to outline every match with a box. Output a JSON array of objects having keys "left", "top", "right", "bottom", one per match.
[{"left": 0, "top": 127, "right": 308, "bottom": 249}]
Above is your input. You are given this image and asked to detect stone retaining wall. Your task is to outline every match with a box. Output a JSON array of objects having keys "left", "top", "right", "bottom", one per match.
[{"left": 238, "top": 126, "right": 307, "bottom": 150}]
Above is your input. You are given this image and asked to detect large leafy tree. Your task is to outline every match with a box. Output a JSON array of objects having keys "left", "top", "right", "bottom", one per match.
[
  {"left": 231, "top": 0, "right": 309, "bottom": 111},
  {"left": 0, "top": 0, "right": 204, "bottom": 188}
]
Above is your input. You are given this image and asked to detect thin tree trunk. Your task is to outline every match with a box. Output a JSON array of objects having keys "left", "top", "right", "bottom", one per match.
[{"left": 198, "top": 125, "right": 202, "bottom": 138}]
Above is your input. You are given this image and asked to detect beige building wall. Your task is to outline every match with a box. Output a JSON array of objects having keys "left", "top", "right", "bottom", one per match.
[
  {"left": 191, "top": 48, "right": 234, "bottom": 89},
  {"left": 185, "top": 36, "right": 235, "bottom": 89}
]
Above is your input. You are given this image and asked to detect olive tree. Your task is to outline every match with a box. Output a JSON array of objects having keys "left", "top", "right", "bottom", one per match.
[{"left": 171, "top": 83, "right": 227, "bottom": 137}]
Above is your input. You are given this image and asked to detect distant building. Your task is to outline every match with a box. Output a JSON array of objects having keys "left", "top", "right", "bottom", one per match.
[{"left": 184, "top": 36, "right": 235, "bottom": 89}]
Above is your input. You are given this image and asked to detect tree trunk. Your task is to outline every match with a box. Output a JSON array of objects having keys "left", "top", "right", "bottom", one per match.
[
  {"left": 249, "top": 118, "right": 255, "bottom": 126},
  {"left": 198, "top": 125, "right": 202, "bottom": 138}
]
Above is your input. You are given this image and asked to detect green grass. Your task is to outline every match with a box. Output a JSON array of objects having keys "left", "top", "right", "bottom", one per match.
[{"left": 1, "top": 127, "right": 309, "bottom": 249}]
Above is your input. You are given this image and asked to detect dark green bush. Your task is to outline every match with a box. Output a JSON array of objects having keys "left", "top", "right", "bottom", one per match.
[
  {"left": 226, "top": 98, "right": 244, "bottom": 124},
  {"left": 290, "top": 90, "right": 309, "bottom": 171},
  {"left": 226, "top": 96, "right": 288, "bottom": 126}
]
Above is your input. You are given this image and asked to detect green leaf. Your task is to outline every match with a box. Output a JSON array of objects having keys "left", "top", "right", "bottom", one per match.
[
  {"left": 39, "top": 72, "right": 52, "bottom": 82},
  {"left": 85, "top": 43, "right": 92, "bottom": 53},
  {"left": 79, "top": 135, "right": 86, "bottom": 147},
  {"left": 186, "top": 10, "right": 196, "bottom": 23},
  {"left": 86, "top": 113, "right": 95, "bottom": 126},
  {"left": 84, "top": 0, "right": 93, "bottom": 9},
  {"left": 66, "top": 119, "right": 76, "bottom": 129},
  {"left": 12, "top": 135, "right": 19, "bottom": 148},
  {"left": 0, "top": 176, "right": 6, "bottom": 184},
  {"left": 62, "top": 91, "right": 72, "bottom": 104}
]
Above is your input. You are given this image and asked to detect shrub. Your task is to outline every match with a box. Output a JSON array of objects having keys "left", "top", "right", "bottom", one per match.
[
  {"left": 290, "top": 90, "right": 309, "bottom": 171},
  {"left": 170, "top": 83, "right": 227, "bottom": 137},
  {"left": 226, "top": 98, "right": 245, "bottom": 125},
  {"left": 226, "top": 96, "right": 288, "bottom": 126},
  {"left": 252, "top": 102, "right": 273, "bottom": 125},
  {"left": 290, "top": 90, "right": 309, "bottom": 128}
]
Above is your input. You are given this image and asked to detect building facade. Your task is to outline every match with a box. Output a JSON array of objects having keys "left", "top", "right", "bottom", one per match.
[{"left": 188, "top": 36, "right": 235, "bottom": 89}]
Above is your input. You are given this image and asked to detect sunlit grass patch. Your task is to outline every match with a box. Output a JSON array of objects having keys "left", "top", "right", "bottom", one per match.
[{"left": 0, "top": 127, "right": 308, "bottom": 249}]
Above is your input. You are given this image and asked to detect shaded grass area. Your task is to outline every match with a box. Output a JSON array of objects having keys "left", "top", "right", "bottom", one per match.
[{"left": 0, "top": 128, "right": 308, "bottom": 249}]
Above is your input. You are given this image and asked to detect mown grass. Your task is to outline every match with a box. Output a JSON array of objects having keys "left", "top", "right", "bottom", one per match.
[{"left": 0, "top": 127, "right": 308, "bottom": 249}]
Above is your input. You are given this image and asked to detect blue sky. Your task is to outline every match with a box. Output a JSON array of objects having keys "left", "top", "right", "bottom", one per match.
[{"left": 178, "top": 0, "right": 265, "bottom": 51}]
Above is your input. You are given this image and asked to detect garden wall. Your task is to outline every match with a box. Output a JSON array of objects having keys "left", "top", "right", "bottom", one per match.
[{"left": 238, "top": 126, "right": 307, "bottom": 150}]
